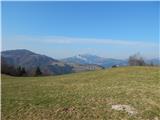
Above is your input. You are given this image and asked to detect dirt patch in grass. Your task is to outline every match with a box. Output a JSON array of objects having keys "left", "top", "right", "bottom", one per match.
[{"left": 112, "top": 104, "right": 137, "bottom": 115}]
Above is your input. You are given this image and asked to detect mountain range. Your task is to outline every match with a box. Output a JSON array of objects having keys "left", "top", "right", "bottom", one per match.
[
  {"left": 62, "top": 54, "right": 160, "bottom": 67},
  {"left": 1, "top": 49, "right": 159, "bottom": 75},
  {"left": 62, "top": 54, "right": 128, "bottom": 68},
  {"left": 1, "top": 49, "right": 103, "bottom": 75}
]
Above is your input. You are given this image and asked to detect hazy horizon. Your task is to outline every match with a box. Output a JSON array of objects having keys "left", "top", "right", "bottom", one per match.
[
  {"left": 2, "top": 1, "right": 159, "bottom": 59},
  {"left": 2, "top": 48, "right": 159, "bottom": 61}
]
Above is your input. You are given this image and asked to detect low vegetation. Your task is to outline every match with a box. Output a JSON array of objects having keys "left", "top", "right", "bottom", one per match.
[{"left": 1, "top": 66, "right": 160, "bottom": 120}]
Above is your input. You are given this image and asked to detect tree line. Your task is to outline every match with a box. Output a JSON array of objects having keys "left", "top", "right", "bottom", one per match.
[{"left": 1, "top": 63, "right": 42, "bottom": 76}]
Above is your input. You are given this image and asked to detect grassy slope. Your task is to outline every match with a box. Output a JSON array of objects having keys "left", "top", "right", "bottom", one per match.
[{"left": 1, "top": 66, "right": 160, "bottom": 120}]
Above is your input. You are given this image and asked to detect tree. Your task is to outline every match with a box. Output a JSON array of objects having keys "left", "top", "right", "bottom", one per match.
[
  {"left": 1, "top": 62, "right": 17, "bottom": 76},
  {"left": 17, "top": 66, "right": 22, "bottom": 76},
  {"left": 16, "top": 66, "right": 27, "bottom": 76},
  {"left": 128, "top": 53, "right": 146, "bottom": 66},
  {"left": 35, "top": 66, "right": 42, "bottom": 76},
  {"left": 21, "top": 67, "right": 26, "bottom": 76},
  {"left": 1, "top": 59, "right": 27, "bottom": 76}
]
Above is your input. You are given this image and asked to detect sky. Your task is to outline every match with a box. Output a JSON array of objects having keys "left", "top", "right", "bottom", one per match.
[{"left": 2, "top": 1, "right": 159, "bottom": 59}]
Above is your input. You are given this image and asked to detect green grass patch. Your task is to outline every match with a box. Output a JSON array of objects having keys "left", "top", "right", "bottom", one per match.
[{"left": 1, "top": 66, "right": 160, "bottom": 120}]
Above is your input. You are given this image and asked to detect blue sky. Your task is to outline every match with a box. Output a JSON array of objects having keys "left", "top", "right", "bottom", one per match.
[{"left": 2, "top": 1, "right": 159, "bottom": 59}]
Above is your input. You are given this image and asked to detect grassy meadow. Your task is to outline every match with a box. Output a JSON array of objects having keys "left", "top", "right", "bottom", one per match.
[{"left": 1, "top": 66, "right": 160, "bottom": 120}]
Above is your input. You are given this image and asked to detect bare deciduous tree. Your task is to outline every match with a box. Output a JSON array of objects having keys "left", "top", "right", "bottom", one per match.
[{"left": 128, "top": 53, "right": 146, "bottom": 66}]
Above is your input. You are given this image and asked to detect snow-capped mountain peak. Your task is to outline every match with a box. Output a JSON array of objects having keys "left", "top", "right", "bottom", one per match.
[{"left": 75, "top": 54, "right": 87, "bottom": 61}]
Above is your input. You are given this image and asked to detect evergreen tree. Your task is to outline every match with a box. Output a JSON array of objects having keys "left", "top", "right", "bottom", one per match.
[
  {"left": 17, "top": 66, "right": 22, "bottom": 76},
  {"left": 16, "top": 66, "right": 27, "bottom": 76},
  {"left": 35, "top": 66, "right": 42, "bottom": 76},
  {"left": 21, "top": 67, "right": 26, "bottom": 76}
]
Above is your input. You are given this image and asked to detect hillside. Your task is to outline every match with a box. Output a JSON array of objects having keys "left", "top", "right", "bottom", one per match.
[
  {"left": 1, "top": 49, "right": 103, "bottom": 75},
  {"left": 2, "top": 66, "right": 160, "bottom": 120}
]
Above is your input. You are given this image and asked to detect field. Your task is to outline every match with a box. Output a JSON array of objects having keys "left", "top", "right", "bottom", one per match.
[{"left": 1, "top": 66, "right": 160, "bottom": 120}]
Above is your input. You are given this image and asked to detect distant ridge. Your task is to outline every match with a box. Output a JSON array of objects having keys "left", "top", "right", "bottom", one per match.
[
  {"left": 1, "top": 49, "right": 159, "bottom": 76},
  {"left": 1, "top": 49, "right": 103, "bottom": 75},
  {"left": 62, "top": 54, "right": 160, "bottom": 67},
  {"left": 62, "top": 54, "right": 128, "bottom": 68}
]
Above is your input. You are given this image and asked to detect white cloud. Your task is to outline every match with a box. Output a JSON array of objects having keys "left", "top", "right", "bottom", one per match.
[
  {"left": 5, "top": 35, "right": 159, "bottom": 48},
  {"left": 31, "top": 36, "right": 157, "bottom": 47},
  {"left": 2, "top": 35, "right": 159, "bottom": 59},
  {"left": 4, "top": 35, "right": 160, "bottom": 48}
]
